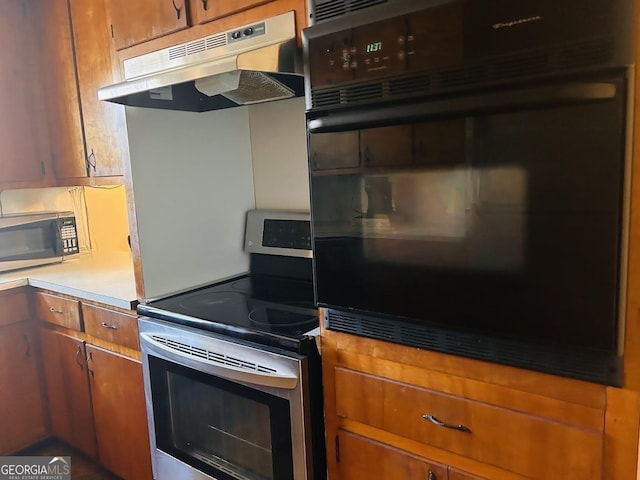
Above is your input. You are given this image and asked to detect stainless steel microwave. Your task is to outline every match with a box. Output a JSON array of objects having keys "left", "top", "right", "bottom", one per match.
[{"left": 0, "top": 211, "right": 79, "bottom": 273}]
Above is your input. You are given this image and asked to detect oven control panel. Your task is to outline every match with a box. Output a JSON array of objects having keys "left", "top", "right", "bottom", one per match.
[{"left": 245, "top": 210, "right": 312, "bottom": 258}]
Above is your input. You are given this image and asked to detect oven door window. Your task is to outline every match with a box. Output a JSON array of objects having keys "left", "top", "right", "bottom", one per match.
[
  {"left": 309, "top": 73, "right": 627, "bottom": 354},
  {"left": 149, "top": 355, "right": 294, "bottom": 480}
]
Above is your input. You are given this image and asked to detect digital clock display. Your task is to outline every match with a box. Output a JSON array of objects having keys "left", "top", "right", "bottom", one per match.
[{"left": 366, "top": 42, "right": 383, "bottom": 53}]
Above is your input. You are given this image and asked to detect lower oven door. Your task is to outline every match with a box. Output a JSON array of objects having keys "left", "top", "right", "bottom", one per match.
[{"left": 138, "top": 317, "right": 311, "bottom": 480}]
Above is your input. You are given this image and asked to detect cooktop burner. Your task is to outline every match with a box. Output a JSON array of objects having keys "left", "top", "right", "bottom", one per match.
[{"left": 137, "top": 274, "right": 318, "bottom": 352}]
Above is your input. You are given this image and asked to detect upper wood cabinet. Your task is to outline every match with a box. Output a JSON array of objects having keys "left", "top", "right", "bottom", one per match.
[
  {"left": 106, "top": 0, "right": 190, "bottom": 50},
  {"left": 69, "top": 0, "right": 129, "bottom": 178},
  {"left": 190, "top": 0, "right": 274, "bottom": 25},
  {"left": 0, "top": 0, "right": 53, "bottom": 188},
  {"left": 33, "top": 0, "right": 87, "bottom": 180}
]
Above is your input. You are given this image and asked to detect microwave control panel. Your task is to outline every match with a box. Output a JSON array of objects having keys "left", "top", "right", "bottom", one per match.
[{"left": 59, "top": 217, "right": 79, "bottom": 255}]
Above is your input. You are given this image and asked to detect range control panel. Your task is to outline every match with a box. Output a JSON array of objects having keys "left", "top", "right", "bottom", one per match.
[
  {"left": 245, "top": 211, "right": 312, "bottom": 258},
  {"left": 262, "top": 219, "right": 312, "bottom": 250},
  {"left": 227, "top": 21, "right": 266, "bottom": 44}
]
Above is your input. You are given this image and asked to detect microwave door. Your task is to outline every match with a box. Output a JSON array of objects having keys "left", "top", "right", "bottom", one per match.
[{"left": 0, "top": 219, "right": 63, "bottom": 272}]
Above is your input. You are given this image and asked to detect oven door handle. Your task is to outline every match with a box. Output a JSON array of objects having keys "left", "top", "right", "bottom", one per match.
[
  {"left": 141, "top": 333, "right": 300, "bottom": 389},
  {"left": 307, "top": 80, "right": 619, "bottom": 133}
]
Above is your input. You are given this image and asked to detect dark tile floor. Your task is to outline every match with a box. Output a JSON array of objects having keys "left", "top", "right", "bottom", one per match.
[{"left": 17, "top": 438, "right": 121, "bottom": 480}]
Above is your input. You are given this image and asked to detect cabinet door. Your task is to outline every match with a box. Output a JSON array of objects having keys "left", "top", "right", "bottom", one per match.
[
  {"left": 69, "top": 0, "right": 129, "bottom": 178},
  {"left": 0, "top": 0, "right": 52, "bottom": 187},
  {"left": 360, "top": 125, "right": 412, "bottom": 167},
  {"left": 309, "top": 131, "right": 360, "bottom": 170},
  {"left": 414, "top": 119, "right": 466, "bottom": 166},
  {"left": 449, "top": 469, "right": 486, "bottom": 480},
  {"left": 191, "top": 0, "right": 274, "bottom": 24},
  {"left": 106, "top": 0, "right": 189, "bottom": 50},
  {"left": 39, "top": 329, "right": 98, "bottom": 459},
  {"left": 86, "top": 344, "right": 152, "bottom": 480},
  {"left": 336, "top": 430, "right": 448, "bottom": 480},
  {"left": 34, "top": 0, "right": 87, "bottom": 179},
  {"left": 0, "top": 323, "right": 47, "bottom": 454}
]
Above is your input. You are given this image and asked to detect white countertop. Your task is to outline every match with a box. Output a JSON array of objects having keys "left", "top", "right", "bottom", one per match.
[{"left": 0, "top": 251, "right": 137, "bottom": 310}]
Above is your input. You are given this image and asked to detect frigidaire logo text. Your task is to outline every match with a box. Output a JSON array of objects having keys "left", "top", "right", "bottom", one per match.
[{"left": 492, "top": 15, "right": 543, "bottom": 30}]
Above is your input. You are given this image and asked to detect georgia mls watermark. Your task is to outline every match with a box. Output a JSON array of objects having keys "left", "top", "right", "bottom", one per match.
[{"left": 0, "top": 456, "right": 70, "bottom": 480}]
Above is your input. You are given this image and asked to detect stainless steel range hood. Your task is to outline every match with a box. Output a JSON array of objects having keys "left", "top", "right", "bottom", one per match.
[{"left": 97, "top": 12, "right": 303, "bottom": 112}]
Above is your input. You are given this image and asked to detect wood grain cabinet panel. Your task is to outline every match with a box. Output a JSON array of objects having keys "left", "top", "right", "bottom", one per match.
[
  {"left": 69, "top": 0, "right": 128, "bottom": 178},
  {"left": 0, "top": 289, "right": 30, "bottom": 327},
  {"left": 334, "top": 367, "right": 604, "bottom": 479},
  {"left": 35, "top": 292, "right": 82, "bottom": 330},
  {"left": 39, "top": 328, "right": 98, "bottom": 459},
  {"left": 449, "top": 469, "right": 487, "bottom": 480},
  {"left": 105, "top": 0, "right": 189, "bottom": 50},
  {"left": 309, "top": 131, "right": 360, "bottom": 170},
  {"left": 190, "top": 0, "right": 274, "bottom": 24},
  {"left": 82, "top": 303, "right": 140, "bottom": 350},
  {"left": 0, "top": 323, "right": 47, "bottom": 454},
  {"left": 0, "top": 0, "right": 53, "bottom": 187},
  {"left": 336, "top": 430, "right": 448, "bottom": 480},
  {"left": 86, "top": 344, "right": 152, "bottom": 480},
  {"left": 360, "top": 125, "right": 412, "bottom": 167}
]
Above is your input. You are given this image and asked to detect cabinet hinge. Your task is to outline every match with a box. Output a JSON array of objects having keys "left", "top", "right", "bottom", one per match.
[
  {"left": 40, "top": 161, "right": 46, "bottom": 176},
  {"left": 335, "top": 435, "right": 340, "bottom": 463}
]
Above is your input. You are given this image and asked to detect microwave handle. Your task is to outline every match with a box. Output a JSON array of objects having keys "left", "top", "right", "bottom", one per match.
[{"left": 307, "top": 81, "right": 619, "bottom": 133}]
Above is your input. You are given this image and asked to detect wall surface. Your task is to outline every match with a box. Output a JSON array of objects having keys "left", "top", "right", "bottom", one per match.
[
  {"left": 249, "top": 97, "right": 310, "bottom": 211},
  {"left": 126, "top": 106, "right": 256, "bottom": 300}
]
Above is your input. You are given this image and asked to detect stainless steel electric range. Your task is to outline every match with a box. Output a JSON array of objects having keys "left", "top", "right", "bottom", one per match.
[{"left": 137, "top": 210, "right": 325, "bottom": 480}]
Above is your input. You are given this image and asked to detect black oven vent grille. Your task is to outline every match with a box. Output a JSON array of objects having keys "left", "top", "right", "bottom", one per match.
[
  {"left": 150, "top": 335, "right": 278, "bottom": 374},
  {"left": 313, "top": 0, "right": 388, "bottom": 23},
  {"left": 325, "top": 309, "right": 617, "bottom": 385},
  {"left": 310, "top": 37, "right": 614, "bottom": 110}
]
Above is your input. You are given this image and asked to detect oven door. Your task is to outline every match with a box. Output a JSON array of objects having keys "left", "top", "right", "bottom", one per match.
[{"left": 138, "top": 318, "right": 312, "bottom": 480}]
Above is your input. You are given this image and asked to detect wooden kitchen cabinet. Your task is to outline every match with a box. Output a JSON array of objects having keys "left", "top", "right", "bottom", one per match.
[
  {"left": 190, "top": 0, "right": 274, "bottom": 25},
  {"left": 321, "top": 323, "right": 610, "bottom": 480},
  {"left": 86, "top": 344, "right": 153, "bottom": 480},
  {"left": 336, "top": 430, "right": 448, "bottom": 480},
  {"left": 105, "top": 0, "right": 189, "bottom": 50},
  {"left": 0, "top": 0, "right": 53, "bottom": 188},
  {"left": 68, "top": 0, "right": 129, "bottom": 178},
  {"left": 0, "top": 290, "right": 47, "bottom": 454},
  {"left": 39, "top": 328, "right": 98, "bottom": 459}
]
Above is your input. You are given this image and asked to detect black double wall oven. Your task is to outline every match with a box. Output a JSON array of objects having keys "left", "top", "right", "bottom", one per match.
[{"left": 304, "top": 0, "right": 636, "bottom": 385}]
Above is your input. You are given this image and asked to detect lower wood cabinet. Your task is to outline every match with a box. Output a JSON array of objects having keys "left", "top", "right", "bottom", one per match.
[
  {"left": 39, "top": 328, "right": 98, "bottom": 459},
  {"left": 86, "top": 344, "right": 152, "bottom": 480},
  {"left": 336, "top": 430, "right": 448, "bottom": 480},
  {"left": 0, "top": 321, "right": 47, "bottom": 454}
]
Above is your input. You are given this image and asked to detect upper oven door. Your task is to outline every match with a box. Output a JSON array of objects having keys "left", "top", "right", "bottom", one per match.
[
  {"left": 307, "top": 70, "right": 629, "bottom": 355},
  {"left": 139, "top": 319, "right": 311, "bottom": 480}
]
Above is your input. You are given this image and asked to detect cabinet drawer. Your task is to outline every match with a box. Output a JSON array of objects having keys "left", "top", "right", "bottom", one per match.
[
  {"left": 35, "top": 292, "right": 81, "bottom": 330},
  {"left": 0, "top": 290, "right": 30, "bottom": 327},
  {"left": 337, "top": 430, "right": 447, "bottom": 480},
  {"left": 82, "top": 304, "right": 139, "bottom": 350},
  {"left": 335, "top": 367, "right": 603, "bottom": 479}
]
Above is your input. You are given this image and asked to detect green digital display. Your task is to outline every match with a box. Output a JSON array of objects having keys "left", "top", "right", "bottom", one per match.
[{"left": 366, "top": 42, "right": 383, "bottom": 53}]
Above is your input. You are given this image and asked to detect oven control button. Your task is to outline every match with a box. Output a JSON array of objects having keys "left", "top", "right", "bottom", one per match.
[
  {"left": 397, "top": 50, "right": 406, "bottom": 60},
  {"left": 398, "top": 35, "right": 406, "bottom": 46}
]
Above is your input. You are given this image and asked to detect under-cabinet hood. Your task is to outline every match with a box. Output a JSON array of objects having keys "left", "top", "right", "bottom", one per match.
[{"left": 97, "top": 12, "right": 303, "bottom": 112}]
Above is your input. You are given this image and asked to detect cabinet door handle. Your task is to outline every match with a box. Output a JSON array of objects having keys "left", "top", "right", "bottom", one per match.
[
  {"left": 86, "top": 351, "right": 95, "bottom": 378},
  {"left": 23, "top": 335, "right": 31, "bottom": 358},
  {"left": 201, "top": 0, "right": 208, "bottom": 10},
  {"left": 422, "top": 414, "right": 472, "bottom": 433},
  {"left": 50, "top": 307, "right": 64, "bottom": 314},
  {"left": 75, "top": 345, "right": 85, "bottom": 370},
  {"left": 428, "top": 471, "right": 437, "bottom": 480},
  {"left": 101, "top": 322, "right": 118, "bottom": 330},
  {"left": 86, "top": 149, "right": 96, "bottom": 175},
  {"left": 171, "top": 0, "right": 182, "bottom": 19}
]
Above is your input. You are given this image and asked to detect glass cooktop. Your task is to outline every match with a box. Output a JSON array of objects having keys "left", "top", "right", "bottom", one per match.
[{"left": 137, "top": 275, "right": 318, "bottom": 352}]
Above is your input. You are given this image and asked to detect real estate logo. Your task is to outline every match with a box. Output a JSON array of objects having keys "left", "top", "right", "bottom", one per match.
[{"left": 0, "top": 456, "right": 70, "bottom": 480}]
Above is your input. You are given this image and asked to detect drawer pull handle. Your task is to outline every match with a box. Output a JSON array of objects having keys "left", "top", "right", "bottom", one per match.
[
  {"left": 422, "top": 414, "right": 472, "bottom": 434},
  {"left": 50, "top": 307, "right": 64, "bottom": 314},
  {"left": 101, "top": 322, "right": 118, "bottom": 330}
]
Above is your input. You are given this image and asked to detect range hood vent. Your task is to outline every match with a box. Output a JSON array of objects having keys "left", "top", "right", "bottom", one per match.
[{"left": 98, "top": 12, "right": 303, "bottom": 112}]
